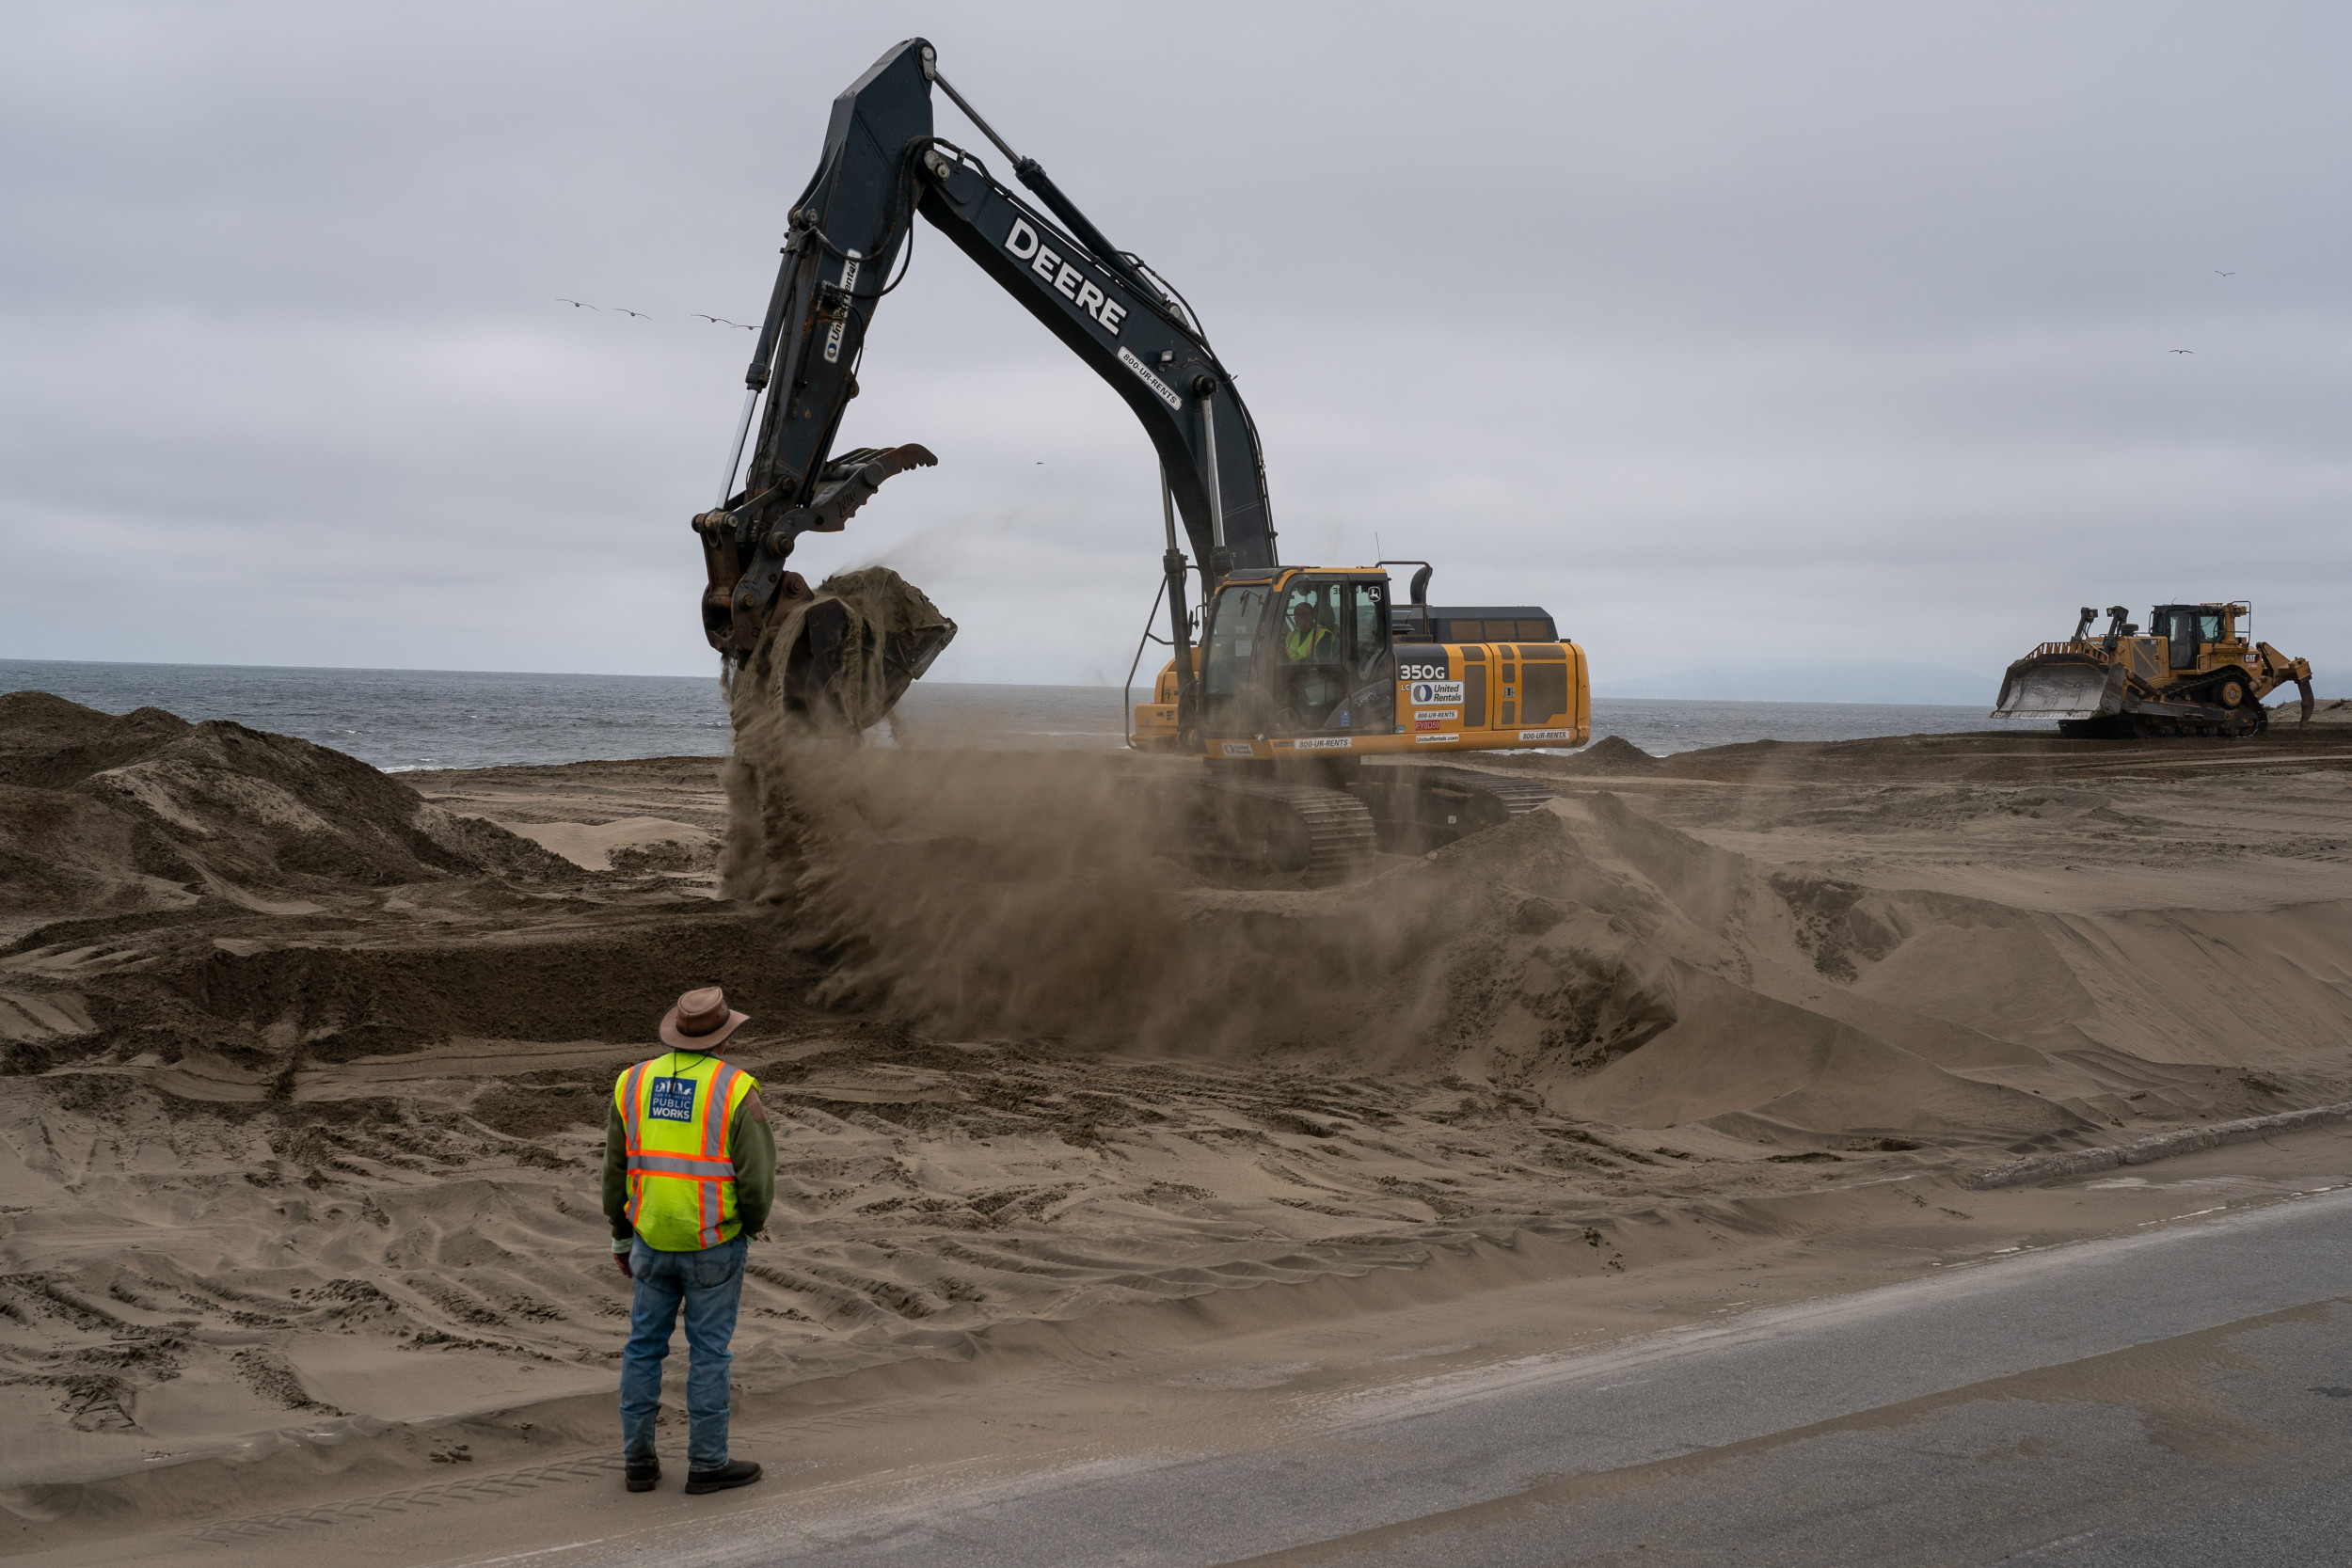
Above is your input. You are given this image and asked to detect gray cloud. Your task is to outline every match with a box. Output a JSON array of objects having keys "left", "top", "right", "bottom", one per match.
[{"left": 6, "top": 2, "right": 2348, "bottom": 693}]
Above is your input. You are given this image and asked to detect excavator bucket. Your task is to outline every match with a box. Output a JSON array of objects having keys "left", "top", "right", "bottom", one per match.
[
  {"left": 1992, "top": 656, "right": 2123, "bottom": 721},
  {"left": 739, "top": 566, "right": 957, "bottom": 735}
]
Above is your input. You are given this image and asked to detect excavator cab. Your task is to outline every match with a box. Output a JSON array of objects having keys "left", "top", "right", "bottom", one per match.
[
  {"left": 1198, "top": 571, "right": 1395, "bottom": 746},
  {"left": 1168, "top": 563, "right": 1587, "bottom": 764}
]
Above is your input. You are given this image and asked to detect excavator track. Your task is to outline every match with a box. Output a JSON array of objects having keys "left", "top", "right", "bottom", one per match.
[
  {"left": 1353, "top": 764, "right": 1560, "bottom": 853},
  {"left": 1139, "top": 763, "right": 1561, "bottom": 883},
  {"left": 1159, "top": 772, "right": 1376, "bottom": 886}
]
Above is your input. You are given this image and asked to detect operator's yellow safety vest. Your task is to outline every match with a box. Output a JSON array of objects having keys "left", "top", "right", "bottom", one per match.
[
  {"left": 1287, "top": 625, "right": 1334, "bottom": 661},
  {"left": 613, "top": 1053, "right": 759, "bottom": 1252}
]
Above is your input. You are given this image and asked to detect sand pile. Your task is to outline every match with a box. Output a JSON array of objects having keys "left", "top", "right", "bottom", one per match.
[
  {"left": 0, "top": 691, "right": 565, "bottom": 937},
  {"left": 709, "top": 736, "right": 2352, "bottom": 1148},
  {"left": 1497, "top": 735, "right": 1663, "bottom": 777}
]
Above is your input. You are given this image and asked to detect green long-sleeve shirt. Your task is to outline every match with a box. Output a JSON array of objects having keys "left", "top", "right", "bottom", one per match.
[{"left": 602, "top": 1083, "right": 777, "bottom": 1246}]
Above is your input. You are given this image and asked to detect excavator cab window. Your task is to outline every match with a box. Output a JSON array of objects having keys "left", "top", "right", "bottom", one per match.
[
  {"left": 1201, "top": 584, "right": 1271, "bottom": 731},
  {"left": 1278, "top": 581, "right": 1347, "bottom": 730},
  {"left": 1348, "top": 579, "right": 1396, "bottom": 735},
  {"left": 1280, "top": 583, "right": 1342, "bottom": 664},
  {"left": 1350, "top": 581, "right": 1390, "bottom": 683}
]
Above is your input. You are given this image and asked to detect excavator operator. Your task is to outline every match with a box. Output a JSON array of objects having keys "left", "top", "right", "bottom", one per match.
[{"left": 1285, "top": 602, "right": 1338, "bottom": 663}]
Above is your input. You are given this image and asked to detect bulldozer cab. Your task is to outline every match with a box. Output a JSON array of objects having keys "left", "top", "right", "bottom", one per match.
[
  {"left": 2151, "top": 604, "right": 2242, "bottom": 673},
  {"left": 1200, "top": 571, "right": 1395, "bottom": 740}
]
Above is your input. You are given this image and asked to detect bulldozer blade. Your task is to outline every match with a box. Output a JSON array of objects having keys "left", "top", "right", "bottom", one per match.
[{"left": 1992, "top": 657, "right": 2122, "bottom": 721}]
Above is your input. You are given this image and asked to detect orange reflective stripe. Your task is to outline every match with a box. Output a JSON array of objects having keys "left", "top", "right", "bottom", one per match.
[
  {"left": 618, "top": 1062, "right": 651, "bottom": 1227},
  {"left": 627, "top": 1152, "right": 733, "bottom": 1178},
  {"left": 620, "top": 1062, "right": 648, "bottom": 1145},
  {"left": 704, "top": 1065, "right": 742, "bottom": 1159},
  {"left": 688, "top": 1065, "right": 712, "bottom": 1152}
]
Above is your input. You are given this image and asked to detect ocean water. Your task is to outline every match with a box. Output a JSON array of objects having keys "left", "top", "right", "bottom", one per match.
[
  {"left": 3, "top": 659, "right": 735, "bottom": 772},
  {"left": 1, "top": 657, "right": 2035, "bottom": 772}
]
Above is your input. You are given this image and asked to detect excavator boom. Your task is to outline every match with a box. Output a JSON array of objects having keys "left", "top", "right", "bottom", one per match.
[{"left": 694, "top": 37, "right": 1273, "bottom": 697}]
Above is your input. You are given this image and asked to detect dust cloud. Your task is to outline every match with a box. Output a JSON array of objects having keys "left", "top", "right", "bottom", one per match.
[{"left": 718, "top": 671, "right": 2328, "bottom": 1152}]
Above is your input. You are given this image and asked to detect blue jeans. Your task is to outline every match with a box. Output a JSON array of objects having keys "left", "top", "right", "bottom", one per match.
[{"left": 620, "top": 1233, "right": 746, "bottom": 1471}]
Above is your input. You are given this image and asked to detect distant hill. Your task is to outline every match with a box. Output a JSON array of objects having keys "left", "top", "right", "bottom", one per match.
[{"left": 1592, "top": 662, "right": 1998, "bottom": 707}]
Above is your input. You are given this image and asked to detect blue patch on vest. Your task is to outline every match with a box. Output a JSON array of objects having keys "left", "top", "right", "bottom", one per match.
[{"left": 647, "top": 1077, "right": 698, "bottom": 1122}]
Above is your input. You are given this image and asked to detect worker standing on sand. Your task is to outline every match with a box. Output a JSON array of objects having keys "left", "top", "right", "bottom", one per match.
[{"left": 604, "top": 985, "right": 777, "bottom": 1496}]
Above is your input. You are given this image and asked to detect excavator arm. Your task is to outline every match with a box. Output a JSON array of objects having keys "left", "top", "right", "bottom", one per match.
[{"left": 692, "top": 36, "right": 1276, "bottom": 722}]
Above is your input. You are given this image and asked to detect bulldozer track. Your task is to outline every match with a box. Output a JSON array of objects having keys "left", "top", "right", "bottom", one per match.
[{"left": 2059, "top": 707, "right": 2266, "bottom": 740}]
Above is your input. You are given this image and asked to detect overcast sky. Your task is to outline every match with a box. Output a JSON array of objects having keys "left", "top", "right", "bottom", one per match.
[{"left": 6, "top": 2, "right": 2347, "bottom": 696}]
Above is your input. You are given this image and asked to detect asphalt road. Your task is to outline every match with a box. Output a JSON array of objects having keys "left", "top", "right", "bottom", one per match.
[{"left": 531, "top": 1190, "right": 2352, "bottom": 1567}]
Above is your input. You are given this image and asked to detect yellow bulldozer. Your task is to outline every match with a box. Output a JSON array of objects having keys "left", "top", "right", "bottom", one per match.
[{"left": 1993, "top": 602, "right": 2313, "bottom": 737}]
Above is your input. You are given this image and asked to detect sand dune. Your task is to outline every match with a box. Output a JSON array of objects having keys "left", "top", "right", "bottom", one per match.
[{"left": 0, "top": 692, "right": 569, "bottom": 942}]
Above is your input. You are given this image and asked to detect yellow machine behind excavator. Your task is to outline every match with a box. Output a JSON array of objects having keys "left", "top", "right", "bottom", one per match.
[{"left": 1993, "top": 601, "right": 2313, "bottom": 737}]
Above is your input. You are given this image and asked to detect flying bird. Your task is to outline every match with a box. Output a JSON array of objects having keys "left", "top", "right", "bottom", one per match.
[
  {"left": 555, "top": 298, "right": 598, "bottom": 309},
  {"left": 2214, "top": 270, "right": 2235, "bottom": 277},
  {"left": 2169, "top": 348, "right": 2194, "bottom": 354},
  {"left": 696, "top": 314, "right": 756, "bottom": 329},
  {"left": 613, "top": 308, "right": 651, "bottom": 319}
]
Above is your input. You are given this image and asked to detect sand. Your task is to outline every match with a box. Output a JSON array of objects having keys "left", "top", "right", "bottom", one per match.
[{"left": 7, "top": 689, "right": 2352, "bottom": 1558}]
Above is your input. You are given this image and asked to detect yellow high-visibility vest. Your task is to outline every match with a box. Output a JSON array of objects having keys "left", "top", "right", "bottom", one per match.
[
  {"left": 613, "top": 1053, "right": 759, "bottom": 1252},
  {"left": 1287, "top": 624, "right": 1334, "bottom": 661}
]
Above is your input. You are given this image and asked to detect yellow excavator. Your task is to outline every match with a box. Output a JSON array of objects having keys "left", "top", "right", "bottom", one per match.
[
  {"left": 1993, "top": 602, "right": 2313, "bottom": 737},
  {"left": 689, "top": 40, "right": 1588, "bottom": 878}
]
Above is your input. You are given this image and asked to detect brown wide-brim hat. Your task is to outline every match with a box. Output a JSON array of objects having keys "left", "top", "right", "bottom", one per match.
[{"left": 659, "top": 985, "right": 750, "bottom": 1052}]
